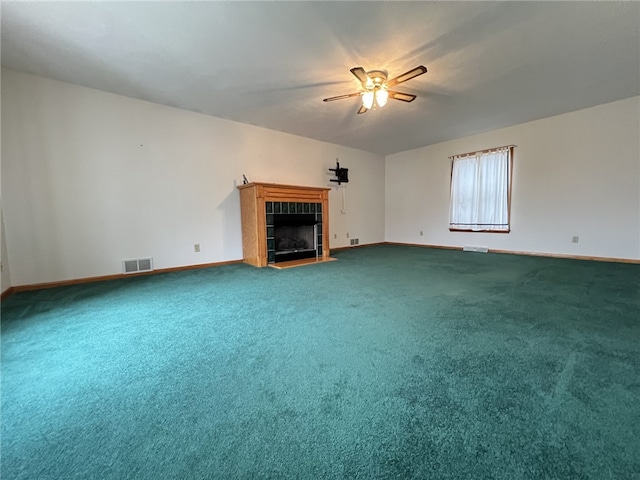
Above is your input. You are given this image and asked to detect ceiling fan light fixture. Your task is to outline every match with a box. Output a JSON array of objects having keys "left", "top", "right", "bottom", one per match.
[
  {"left": 376, "top": 89, "right": 388, "bottom": 107},
  {"left": 325, "top": 65, "right": 427, "bottom": 115},
  {"left": 362, "top": 91, "right": 374, "bottom": 109}
]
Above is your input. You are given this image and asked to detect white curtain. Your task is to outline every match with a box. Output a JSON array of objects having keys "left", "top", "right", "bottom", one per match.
[{"left": 449, "top": 149, "right": 510, "bottom": 231}]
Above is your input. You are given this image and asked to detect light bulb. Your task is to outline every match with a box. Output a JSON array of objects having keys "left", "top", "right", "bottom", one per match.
[
  {"left": 362, "top": 91, "right": 374, "bottom": 109},
  {"left": 376, "top": 89, "right": 389, "bottom": 107}
]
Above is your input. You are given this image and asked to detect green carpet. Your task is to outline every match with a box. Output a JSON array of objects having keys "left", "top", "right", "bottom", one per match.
[{"left": 2, "top": 245, "right": 639, "bottom": 479}]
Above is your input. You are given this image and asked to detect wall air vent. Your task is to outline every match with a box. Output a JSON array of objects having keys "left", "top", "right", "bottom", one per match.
[{"left": 122, "top": 257, "right": 154, "bottom": 274}]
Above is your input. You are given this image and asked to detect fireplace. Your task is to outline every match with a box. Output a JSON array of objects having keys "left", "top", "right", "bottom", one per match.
[{"left": 238, "top": 183, "right": 332, "bottom": 267}]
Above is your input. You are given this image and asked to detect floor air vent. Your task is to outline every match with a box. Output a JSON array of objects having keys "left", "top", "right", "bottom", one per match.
[
  {"left": 122, "top": 257, "right": 154, "bottom": 274},
  {"left": 463, "top": 246, "right": 489, "bottom": 253}
]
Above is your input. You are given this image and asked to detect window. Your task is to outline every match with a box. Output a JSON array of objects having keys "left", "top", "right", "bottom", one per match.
[{"left": 449, "top": 146, "right": 513, "bottom": 232}]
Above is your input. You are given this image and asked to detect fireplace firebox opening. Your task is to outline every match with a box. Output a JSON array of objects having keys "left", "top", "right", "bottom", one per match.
[{"left": 274, "top": 214, "right": 317, "bottom": 262}]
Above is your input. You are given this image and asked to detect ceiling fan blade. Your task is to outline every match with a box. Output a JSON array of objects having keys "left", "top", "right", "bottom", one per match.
[
  {"left": 386, "top": 65, "right": 427, "bottom": 87},
  {"left": 388, "top": 91, "right": 417, "bottom": 103},
  {"left": 323, "top": 92, "right": 361, "bottom": 102},
  {"left": 357, "top": 105, "right": 368, "bottom": 115},
  {"left": 350, "top": 67, "right": 370, "bottom": 85}
]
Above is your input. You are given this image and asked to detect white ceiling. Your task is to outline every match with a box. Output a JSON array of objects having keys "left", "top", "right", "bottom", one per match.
[{"left": 2, "top": 1, "right": 639, "bottom": 155}]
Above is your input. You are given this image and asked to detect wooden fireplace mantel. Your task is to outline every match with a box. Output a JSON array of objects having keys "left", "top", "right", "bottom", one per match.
[{"left": 237, "top": 182, "right": 332, "bottom": 267}]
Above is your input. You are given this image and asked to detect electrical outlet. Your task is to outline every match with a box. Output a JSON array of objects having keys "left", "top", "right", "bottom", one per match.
[
  {"left": 346, "top": 233, "right": 349, "bottom": 238},
  {"left": 572, "top": 236, "right": 579, "bottom": 244},
  {"left": 420, "top": 231, "right": 423, "bottom": 236},
  {"left": 334, "top": 233, "right": 337, "bottom": 239},
  {"left": 194, "top": 243, "right": 201, "bottom": 252}
]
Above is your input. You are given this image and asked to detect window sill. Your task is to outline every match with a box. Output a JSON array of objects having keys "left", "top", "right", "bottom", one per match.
[{"left": 449, "top": 228, "right": 510, "bottom": 234}]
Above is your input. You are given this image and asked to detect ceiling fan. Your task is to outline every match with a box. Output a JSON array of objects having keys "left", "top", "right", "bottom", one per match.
[{"left": 323, "top": 65, "right": 427, "bottom": 114}]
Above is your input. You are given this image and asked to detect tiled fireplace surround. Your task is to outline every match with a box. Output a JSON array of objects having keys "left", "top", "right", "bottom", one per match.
[{"left": 266, "top": 201, "right": 323, "bottom": 263}]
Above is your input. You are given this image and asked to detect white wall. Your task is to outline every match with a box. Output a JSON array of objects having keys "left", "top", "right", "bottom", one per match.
[
  {"left": 1, "top": 70, "right": 385, "bottom": 286},
  {"left": 1, "top": 208, "right": 11, "bottom": 292},
  {"left": 5, "top": 70, "right": 636, "bottom": 290},
  {"left": 1, "top": 80, "right": 11, "bottom": 291},
  {"left": 386, "top": 96, "right": 640, "bottom": 260}
]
